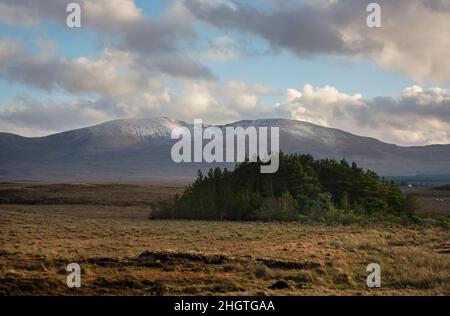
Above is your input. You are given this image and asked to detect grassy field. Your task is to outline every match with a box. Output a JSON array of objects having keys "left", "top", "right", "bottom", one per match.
[
  {"left": 402, "top": 187, "right": 450, "bottom": 217},
  {"left": 0, "top": 183, "right": 449, "bottom": 296}
]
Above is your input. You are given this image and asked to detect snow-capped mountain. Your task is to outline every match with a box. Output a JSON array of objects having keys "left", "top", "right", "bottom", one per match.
[
  {"left": 87, "top": 117, "right": 190, "bottom": 139},
  {"left": 1, "top": 117, "right": 450, "bottom": 182}
]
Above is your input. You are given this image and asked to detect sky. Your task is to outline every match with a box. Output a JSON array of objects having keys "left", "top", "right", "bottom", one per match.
[{"left": 0, "top": 0, "right": 449, "bottom": 146}]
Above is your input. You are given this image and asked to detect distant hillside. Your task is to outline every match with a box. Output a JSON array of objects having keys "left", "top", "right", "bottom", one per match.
[{"left": 1, "top": 117, "right": 450, "bottom": 182}]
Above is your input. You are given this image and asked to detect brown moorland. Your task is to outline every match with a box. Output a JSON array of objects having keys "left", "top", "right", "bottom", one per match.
[{"left": 0, "top": 183, "right": 448, "bottom": 296}]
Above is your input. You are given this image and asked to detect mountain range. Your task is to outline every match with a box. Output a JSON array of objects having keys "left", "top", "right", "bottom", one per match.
[{"left": 1, "top": 117, "right": 450, "bottom": 182}]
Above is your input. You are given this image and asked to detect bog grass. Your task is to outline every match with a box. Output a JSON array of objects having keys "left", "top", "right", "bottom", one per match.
[{"left": 0, "top": 183, "right": 448, "bottom": 295}]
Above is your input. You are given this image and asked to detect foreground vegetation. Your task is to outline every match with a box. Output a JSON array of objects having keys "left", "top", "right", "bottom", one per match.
[
  {"left": 0, "top": 183, "right": 448, "bottom": 295},
  {"left": 153, "top": 153, "right": 428, "bottom": 225},
  {"left": 1, "top": 204, "right": 449, "bottom": 296}
]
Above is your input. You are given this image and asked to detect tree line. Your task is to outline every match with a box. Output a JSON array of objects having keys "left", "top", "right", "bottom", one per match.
[{"left": 152, "top": 152, "right": 418, "bottom": 222}]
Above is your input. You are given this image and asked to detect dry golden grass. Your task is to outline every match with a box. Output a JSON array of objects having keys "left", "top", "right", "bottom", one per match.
[{"left": 0, "top": 184, "right": 449, "bottom": 296}]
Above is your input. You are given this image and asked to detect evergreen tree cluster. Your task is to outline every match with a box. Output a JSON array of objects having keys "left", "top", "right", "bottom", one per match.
[{"left": 153, "top": 153, "right": 418, "bottom": 222}]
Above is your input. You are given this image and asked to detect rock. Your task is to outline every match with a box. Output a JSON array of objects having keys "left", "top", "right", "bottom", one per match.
[{"left": 269, "top": 280, "right": 291, "bottom": 290}]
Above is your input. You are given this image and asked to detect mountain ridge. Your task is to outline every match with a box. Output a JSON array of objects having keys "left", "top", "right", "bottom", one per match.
[
  {"left": 4, "top": 117, "right": 447, "bottom": 149},
  {"left": 1, "top": 117, "right": 450, "bottom": 182}
]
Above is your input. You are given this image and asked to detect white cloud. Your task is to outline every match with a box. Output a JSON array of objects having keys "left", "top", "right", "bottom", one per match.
[
  {"left": 341, "top": 0, "right": 450, "bottom": 83},
  {"left": 84, "top": 0, "right": 144, "bottom": 26},
  {"left": 3, "top": 82, "right": 450, "bottom": 146},
  {"left": 276, "top": 84, "right": 450, "bottom": 145},
  {"left": 186, "top": 0, "right": 450, "bottom": 83},
  {"left": 0, "top": 0, "right": 212, "bottom": 80},
  {"left": 0, "top": 79, "right": 272, "bottom": 136},
  {"left": 0, "top": 0, "right": 450, "bottom": 146},
  {"left": 0, "top": 40, "right": 147, "bottom": 96}
]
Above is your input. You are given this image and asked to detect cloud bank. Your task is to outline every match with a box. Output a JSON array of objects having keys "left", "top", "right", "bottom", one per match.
[
  {"left": 186, "top": 0, "right": 450, "bottom": 82},
  {"left": 0, "top": 0, "right": 449, "bottom": 147},
  {"left": 2, "top": 81, "right": 450, "bottom": 146}
]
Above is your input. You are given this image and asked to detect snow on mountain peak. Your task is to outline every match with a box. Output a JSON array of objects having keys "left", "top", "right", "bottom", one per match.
[{"left": 88, "top": 117, "right": 187, "bottom": 138}]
